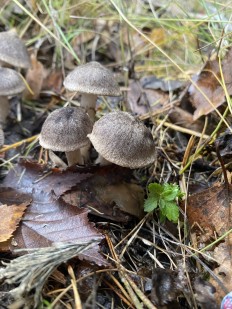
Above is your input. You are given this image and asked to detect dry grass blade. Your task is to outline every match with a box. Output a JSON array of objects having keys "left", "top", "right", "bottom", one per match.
[
  {"left": 0, "top": 135, "right": 39, "bottom": 153},
  {"left": 68, "top": 265, "right": 82, "bottom": 309}
]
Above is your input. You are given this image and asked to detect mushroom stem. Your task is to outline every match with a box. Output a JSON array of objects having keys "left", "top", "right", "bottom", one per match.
[
  {"left": 95, "top": 154, "right": 111, "bottom": 166},
  {"left": 0, "top": 96, "right": 10, "bottom": 126},
  {"left": 80, "top": 140, "right": 91, "bottom": 163},
  {"left": 66, "top": 149, "right": 83, "bottom": 166},
  {"left": 49, "top": 150, "right": 67, "bottom": 169},
  {"left": 80, "top": 93, "right": 97, "bottom": 122},
  {"left": 0, "top": 125, "right": 4, "bottom": 147}
]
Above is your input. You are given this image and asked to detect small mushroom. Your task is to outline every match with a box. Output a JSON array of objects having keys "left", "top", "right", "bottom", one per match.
[
  {"left": 88, "top": 111, "right": 156, "bottom": 169},
  {"left": 63, "top": 61, "right": 121, "bottom": 122},
  {"left": 0, "top": 30, "right": 30, "bottom": 69},
  {"left": 0, "top": 67, "right": 26, "bottom": 134},
  {"left": 39, "top": 107, "right": 93, "bottom": 166},
  {"left": 0, "top": 67, "right": 26, "bottom": 108},
  {"left": 0, "top": 67, "right": 25, "bottom": 96}
]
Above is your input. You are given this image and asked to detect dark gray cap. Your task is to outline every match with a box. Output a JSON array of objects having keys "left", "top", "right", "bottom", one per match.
[
  {"left": 0, "top": 30, "right": 30, "bottom": 69},
  {"left": 88, "top": 111, "right": 156, "bottom": 168},
  {"left": 0, "top": 67, "right": 25, "bottom": 95},
  {"left": 63, "top": 61, "right": 121, "bottom": 96},
  {"left": 39, "top": 107, "right": 93, "bottom": 152}
]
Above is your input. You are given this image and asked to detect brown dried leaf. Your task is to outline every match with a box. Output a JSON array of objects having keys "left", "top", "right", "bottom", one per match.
[
  {"left": 42, "top": 69, "right": 63, "bottom": 93},
  {"left": 189, "top": 48, "right": 232, "bottom": 120},
  {"left": 3, "top": 161, "right": 142, "bottom": 221},
  {"left": 127, "top": 79, "right": 168, "bottom": 115},
  {"left": 0, "top": 203, "right": 28, "bottom": 242},
  {"left": 169, "top": 106, "right": 205, "bottom": 133},
  {"left": 23, "top": 53, "right": 47, "bottom": 100},
  {"left": 209, "top": 242, "right": 232, "bottom": 303},
  {"left": 63, "top": 182, "right": 144, "bottom": 221},
  {"left": 0, "top": 187, "right": 32, "bottom": 205},
  {"left": 62, "top": 166, "right": 144, "bottom": 221},
  {"left": 2, "top": 160, "right": 93, "bottom": 197},
  {"left": 184, "top": 182, "right": 231, "bottom": 238},
  {"left": 12, "top": 190, "right": 105, "bottom": 265}
]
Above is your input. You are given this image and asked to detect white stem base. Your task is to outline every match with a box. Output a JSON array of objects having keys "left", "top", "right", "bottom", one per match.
[
  {"left": 80, "top": 141, "right": 91, "bottom": 163},
  {"left": 66, "top": 149, "right": 83, "bottom": 166},
  {"left": 49, "top": 150, "right": 67, "bottom": 169}
]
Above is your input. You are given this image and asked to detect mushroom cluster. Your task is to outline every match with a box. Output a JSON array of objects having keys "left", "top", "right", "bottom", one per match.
[
  {"left": 0, "top": 30, "right": 30, "bottom": 146},
  {"left": 39, "top": 61, "right": 156, "bottom": 169}
]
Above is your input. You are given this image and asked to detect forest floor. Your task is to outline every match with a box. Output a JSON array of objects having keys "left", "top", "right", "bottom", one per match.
[{"left": 0, "top": 1, "right": 232, "bottom": 308}]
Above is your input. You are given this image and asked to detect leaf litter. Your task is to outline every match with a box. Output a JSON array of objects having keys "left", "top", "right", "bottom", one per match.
[
  {"left": 2, "top": 1, "right": 232, "bottom": 308},
  {"left": 189, "top": 48, "right": 232, "bottom": 120}
]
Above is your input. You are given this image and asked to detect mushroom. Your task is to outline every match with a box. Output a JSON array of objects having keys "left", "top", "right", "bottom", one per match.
[
  {"left": 0, "top": 30, "right": 30, "bottom": 69},
  {"left": 0, "top": 67, "right": 25, "bottom": 96},
  {"left": 0, "top": 68, "right": 25, "bottom": 138},
  {"left": 63, "top": 61, "right": 121, "bottom": 122},
  {"left": 39, "top": 106, "right": 93, "bottom": 166},
  {"left": 0, "top": 30, "right": 30, "bottom": 123},
  {"left": 88, "top": 111, "right": 156, "bottom": 169}
]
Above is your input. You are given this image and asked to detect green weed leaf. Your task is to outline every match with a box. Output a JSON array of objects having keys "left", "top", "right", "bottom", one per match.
[
  {"left": 144, "top": 182, "right": 183, "bottom": 223},
  {"left": 144, "top": 196, "right": 158, "bottom": 212},
  {"left": 162, "top": 201, "right": 179, "bottom": 223}
]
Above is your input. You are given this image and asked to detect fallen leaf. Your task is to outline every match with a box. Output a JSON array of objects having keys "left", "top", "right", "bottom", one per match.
[
  {"left": 184, "top": 182, "right": 231, "bottom": 238},
  {"left": 209, "top": 242, "right": 232, "bottom": 304},
  {"left": 23, "top": 53, "right": 47, "bottom": 100},
  {"left": 11, "top": 190, "right": 105, "bottom": 265},
  {"left": 183, "top": 182, "right": 232, "bottom": 300},
  {"left": 63, "top": 181, "right": 144, "bottom": 221},
  {"left": 169, "top": 106, "right": 205, "bottom": 133},
  {"left": 2, "top": 160, "right": 93, "bottom": 197},
  {"left": 215, "top": 126, "right": 232, "bottom": 157},
  {"left": 3, "top": 161, "right": 142, "bottom": 221},
  {"left": 127, "top": 79, "right": 168, "bottom": 115},
  {"left": 189, "top": 48, "right": 232, "bottom": 120},
  {"left": 0, "top": 187, "right": 32, "bottom": 205},
  {"left": 42, "top": 69, "right": 63, "bottom": 93},
  {"left": 0, "top": 203, "right": 28, "bottom": 242},
  {"left": 140, "top": 75, "right": 184, "bottom": 92},
  {"left": 122, "top": 29, "right": 147, "bottom": 54},
  {"left": 62, "top": 166, "right": 144, "bottom": 221}
]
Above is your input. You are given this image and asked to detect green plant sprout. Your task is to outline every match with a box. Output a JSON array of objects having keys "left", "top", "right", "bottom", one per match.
[{"left": 144, "top": 183, "right": 184, "bottom": 223}]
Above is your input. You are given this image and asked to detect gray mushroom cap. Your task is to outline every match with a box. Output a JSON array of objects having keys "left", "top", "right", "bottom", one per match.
[
  {"left": 88, "top": 111, "right": 156, "bottom": 168},
  {"left": 0, "top": 67, "right": 25, "bottom": 95},
  {"left": 0, "top": 30, "right": 30, "bottom": 69},
  {"left": 39, "top": 107, "right": 93, "bottom": 152},
  {"left": 63, "top": 61, "right": 121, "bottom": 96}
]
